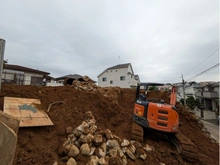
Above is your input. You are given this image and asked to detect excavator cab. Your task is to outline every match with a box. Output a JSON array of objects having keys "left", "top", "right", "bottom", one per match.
[{"left": 133, "top": 83, "right": 179, "bottom": 133}]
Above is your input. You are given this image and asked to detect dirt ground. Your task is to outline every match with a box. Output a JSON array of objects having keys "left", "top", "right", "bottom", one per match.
[{"left": 0, "top": 84, "right": 219, "bottom": 165}]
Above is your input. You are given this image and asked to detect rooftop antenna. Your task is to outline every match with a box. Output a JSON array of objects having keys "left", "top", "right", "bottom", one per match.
[{"left": 118, "top": 56, "right": 120, "bottom": 64}]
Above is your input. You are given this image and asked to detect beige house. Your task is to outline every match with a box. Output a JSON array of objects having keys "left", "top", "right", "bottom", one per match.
[{"left": 97, "top": 63, "right": 140, "bottom": 88}]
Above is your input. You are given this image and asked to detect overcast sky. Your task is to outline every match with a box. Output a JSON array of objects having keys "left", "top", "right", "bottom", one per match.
[{"left": 0, "top": 0, "right": 219, "bottom": 83}]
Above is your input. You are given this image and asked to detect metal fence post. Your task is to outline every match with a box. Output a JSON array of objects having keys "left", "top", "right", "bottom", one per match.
[{"left": 0, "top": 38, "right": 6, "bottom": 92}]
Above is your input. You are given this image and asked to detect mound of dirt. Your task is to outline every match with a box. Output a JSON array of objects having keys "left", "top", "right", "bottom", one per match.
[{"left": 0, "top": 84, "right": 219, "bottom": 165}]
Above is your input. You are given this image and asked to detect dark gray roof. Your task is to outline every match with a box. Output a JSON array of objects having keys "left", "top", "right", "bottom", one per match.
[
  {"left": 56, "top": 74, "right": 83, "bottom": 80},
  {"left": 98, "top": 63, "right": 132, "bottom": 77},
  {"left": 4, "top": 64, "right": 50, "bottom": 75},
  {"left": 107, "top": 63, "right": 130, "bottom": 70}
]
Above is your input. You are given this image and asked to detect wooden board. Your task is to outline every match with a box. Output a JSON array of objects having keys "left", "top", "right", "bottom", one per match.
[{"left": 3, "top": 97, "right": 54, "bottom": 127}]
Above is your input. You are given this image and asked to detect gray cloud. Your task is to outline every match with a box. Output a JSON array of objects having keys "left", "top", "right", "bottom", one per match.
[{"left": 0, "top": 0, "right": 219, "bottom": 83}]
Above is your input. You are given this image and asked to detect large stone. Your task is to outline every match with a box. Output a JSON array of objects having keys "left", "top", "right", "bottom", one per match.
[
  {"left": 66, "top": 157, "right": 77, "bottom": 165},
  {"left": 86, "top": 155, "right": 99, "bottom": 165},
  {"left": 105, "top": 129, "right": 113, "bottom": 140},
  {"left": 97, "top": 143, "right": 106, "bottom": 158},
  {"left": 75, "top": 121, "right": 89, "bottom": 135},
  {"left": 68, "top": 145, "right": 80, "bottom": 157},
  {"left": 143, "top": 144, "right": 154, "bottom": 152},
  {"left": 109, "top": 147, "right": 118, "bottom": 157},
  {"left": 79, "top": 134, "right": 94, "bottom": 144},
  {"left": 80, "top": 143, "right": 91, "bottom": 156},
  {"left": 106, "top": 140, "right": 119, "bottom": 149},
  {"left": 93, "top": 134, "right": 103, "bottom": 146},
  {"left": 115, "top": 147, "right": 124, "bottom": 158},
  {"left": 124, "top": 147, "right": 136, "bottom": 160},
  {"left": 98, "top": 157, "right": 107, "bottom": 165},
  {"left": 121, "top": 139, "right": 130, "bottom": 147},
  {"left": 89, "top": 124, "right": 97, "bottom": 133}
]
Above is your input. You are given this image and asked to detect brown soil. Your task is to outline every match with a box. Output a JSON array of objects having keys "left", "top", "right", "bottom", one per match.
[{"left": 0, "top": 84, "right": 219, "bottom": 165}]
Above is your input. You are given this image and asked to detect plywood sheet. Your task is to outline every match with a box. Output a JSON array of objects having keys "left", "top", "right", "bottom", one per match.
[{"left": 3, "top": 97, "right": 54, "bottom": 127}]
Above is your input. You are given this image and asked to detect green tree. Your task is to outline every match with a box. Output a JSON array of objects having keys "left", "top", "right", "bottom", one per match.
[
  {"left": 179, "top": 96, "right": 199, "bottom": 109},
  {"left": 186, "top": 96, "right": 199, "bottom": 109}
]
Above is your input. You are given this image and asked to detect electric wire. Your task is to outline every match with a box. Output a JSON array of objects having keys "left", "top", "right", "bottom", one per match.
[
  {"left": 186, "top": 63, "right": 219, "bottom": 81},
  {"left": 184, "top": 48, "right": 219, "bottom": 76}
]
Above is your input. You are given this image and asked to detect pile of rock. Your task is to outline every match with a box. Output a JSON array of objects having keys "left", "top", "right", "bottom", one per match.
[
  {"left": 59, "top": 111, "right": 155, "bottom": 165},
  {"left": 72, "top": 76, "right": 98, "bottom": 91}
]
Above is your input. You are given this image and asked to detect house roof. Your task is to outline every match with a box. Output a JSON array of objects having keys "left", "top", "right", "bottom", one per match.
[
  {"left": 193, "top": 81, "right": 219, "bottom": 88},
  {"left": 107, "top": 63, "right": 130, "bottom": 70},
  {"left": 3, "top": 64, "right": 50, "bottom": 75},
  {"left": 97, "top": 63, "right": 132, "bottom": 77},
  {"left": 55, "top": 74, "right": 83, "bottom": 80}
]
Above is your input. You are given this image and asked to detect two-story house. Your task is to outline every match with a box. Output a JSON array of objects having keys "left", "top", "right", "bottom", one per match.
[
  {"left": 194, "top": 82, "right": 219, "bottom": 112},
  {"left": 97, "top": 63, "right": 140, "bottom": 88}
]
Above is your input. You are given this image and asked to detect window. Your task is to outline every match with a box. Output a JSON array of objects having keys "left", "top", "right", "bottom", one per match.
[
  {"left": 106, "top": 71, "right": 108, "bottom": 73},
  {"left": 110, "top": 80, "right": 113, "bottom": 84},
  {"left": 120, "top": 76, "right": 125, "bottom": 81},
  {"left": 116, "top": 70, "right": 117, "bottom": 72},
  {"left": 102, "top": 77, "right": 107, "bottom": 82}
]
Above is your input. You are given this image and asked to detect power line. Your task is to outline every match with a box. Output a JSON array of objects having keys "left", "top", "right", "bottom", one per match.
[
  {"left": 186, "top": 63, "right": 219, "bottom": 81},
  {"left": 184, "top": 47, "right": 219, "bottom": 76}
]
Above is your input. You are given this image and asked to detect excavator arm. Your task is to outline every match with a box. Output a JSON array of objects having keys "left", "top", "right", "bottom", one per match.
[{"left": 170, "top": 86, "right": 177, "bottom": 106}]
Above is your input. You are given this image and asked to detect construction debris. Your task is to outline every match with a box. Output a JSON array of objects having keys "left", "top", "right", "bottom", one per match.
[
  {"left": 59, "top": 111, "right": 155, "bottom": 164},
  {"left": 0, "top": 81, "right": 218, "bottom": 165}
]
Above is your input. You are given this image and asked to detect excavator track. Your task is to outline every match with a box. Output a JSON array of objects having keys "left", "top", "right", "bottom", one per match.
[
  {"left": 168, "top": 132, "right": 199, "bottom": 163},
  {"left": 131, "top": 121, "right": 144, "bottom": 142},
  {"left": 132, "top": 122, "right": 199, "bottom": 163}
]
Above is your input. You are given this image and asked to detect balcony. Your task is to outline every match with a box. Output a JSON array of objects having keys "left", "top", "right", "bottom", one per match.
[
  {"left": 203, "top": 92, "right": 218, "bottom": 98},
  {"left": 195, "top": 91, "right": 218, "bottom": 99}
]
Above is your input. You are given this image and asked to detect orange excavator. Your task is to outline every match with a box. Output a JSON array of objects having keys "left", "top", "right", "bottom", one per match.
[{"left": 131, "top": 83, "right": 199, "bottom": 162}]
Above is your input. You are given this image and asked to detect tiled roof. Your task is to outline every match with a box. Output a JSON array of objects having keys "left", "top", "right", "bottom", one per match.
[
  {"left": 98, "top": 63, "right": 131, "bottom": 77},
  {"left": 107, "top": 63, "right": 130, "bottom": 70},
  {"left": 4, "top": 64, "right": 49, "bottom": 75}
]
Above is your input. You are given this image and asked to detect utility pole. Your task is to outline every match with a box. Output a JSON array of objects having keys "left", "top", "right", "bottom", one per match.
[
  {"left": 182, "top": 74, "right": 186, "bottom": 107},
  {"left": 0, "top": 38, "right": 6, "bottom": 92}
]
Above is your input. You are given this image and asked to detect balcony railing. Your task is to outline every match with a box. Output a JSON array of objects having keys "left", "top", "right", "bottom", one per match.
[
  {"left": 195, "top": 91, "right": 218, "bottom": 99},
  {"left": 203, "top": 92, "right": 218, "bottom": 98}
]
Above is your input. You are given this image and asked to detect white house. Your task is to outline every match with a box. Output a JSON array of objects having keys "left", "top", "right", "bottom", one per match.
[
  {"left": 2, "top": 64, "right": 49, "bottom": 85},
  {"left": 97, "top": 63, "right": 140, "bottom": 88}
]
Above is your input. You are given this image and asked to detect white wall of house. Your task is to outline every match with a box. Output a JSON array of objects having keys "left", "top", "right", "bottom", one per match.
[
  {"left": 2, "top": 69, "right": 44, "bottom": 85},
  {"left": 24, "top": 72, "right": 43, "bottom": 85},
  {"left": 98, "top": 64, "right": 138, "bottom": 88}
]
